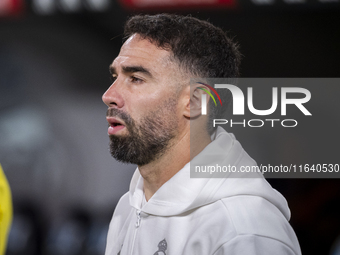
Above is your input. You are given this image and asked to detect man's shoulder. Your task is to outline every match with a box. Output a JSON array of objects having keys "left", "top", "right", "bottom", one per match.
[
  {"left": 220, "top": 195, "right": 287, "bottom": 227},
  {"left": 105, "top": 192, "right": 133, "bottom": 254},
  {"left": 113, "top": 192, "right": 130, "bottom": 216},
  {"left": 106, "top": 193, "right": 132, "bottom": 241},
  {"left": 117, "top": 192, "right": 130, "bottom": 206},
  {"left": 218, "top": 195, "right": 299, "bottom": 252},
  {"left": 108, "top": 192, "right": 131, "bottom": 232}
]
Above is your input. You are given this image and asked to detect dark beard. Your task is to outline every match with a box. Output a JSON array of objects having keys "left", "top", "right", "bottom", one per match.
[{"left": 107, "top": 99, "right": 178, "bottom": 166}]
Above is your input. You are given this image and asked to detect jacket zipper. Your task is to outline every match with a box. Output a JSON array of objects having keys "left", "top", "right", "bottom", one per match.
[
  {"left": 136, "top": 210, "right": 141, "bottom": 227},
  {"left": 130, "top": 209, "right": 141, "bottom": 255}
]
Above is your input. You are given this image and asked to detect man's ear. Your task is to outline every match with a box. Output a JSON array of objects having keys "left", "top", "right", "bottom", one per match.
[{"left": 183, "top": 84, "right": 209, "bottom": 118}]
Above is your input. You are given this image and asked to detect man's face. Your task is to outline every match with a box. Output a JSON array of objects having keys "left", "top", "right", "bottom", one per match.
[{"left": 102, "top": 34, "right": 183, "bottom": 166}]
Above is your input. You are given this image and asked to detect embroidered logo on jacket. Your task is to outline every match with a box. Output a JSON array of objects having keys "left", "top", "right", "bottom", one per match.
[{"left": 153, "top": 238, "right": 167, "bottom": 255}]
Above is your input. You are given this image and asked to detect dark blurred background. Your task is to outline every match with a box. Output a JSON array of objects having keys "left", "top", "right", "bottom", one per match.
[{"left": 1, "top": 0, "right": 340, "bottom": 254}]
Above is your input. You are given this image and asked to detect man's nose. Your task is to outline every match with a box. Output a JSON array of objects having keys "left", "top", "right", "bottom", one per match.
[{"left": 102, "top": 81, "right": 124, "bottom": 108}]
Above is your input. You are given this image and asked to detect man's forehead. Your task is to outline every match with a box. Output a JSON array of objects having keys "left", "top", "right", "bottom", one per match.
[{"left": 111, "top": 34, "right": 172, "bottom": 70}]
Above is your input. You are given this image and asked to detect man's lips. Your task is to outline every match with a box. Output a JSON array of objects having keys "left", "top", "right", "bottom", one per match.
[{"left": 106, "top": 117, "right": 126, "bottom": 135}]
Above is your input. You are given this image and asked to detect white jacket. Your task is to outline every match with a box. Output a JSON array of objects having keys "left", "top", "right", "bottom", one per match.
[{"left": 105, "top": 127, "right": 301, "bottom": 255}]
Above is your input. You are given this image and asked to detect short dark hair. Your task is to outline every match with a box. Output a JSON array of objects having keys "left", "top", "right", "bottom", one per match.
[{"left": 124, "top": 14, "right": 241, "bottom": 134}]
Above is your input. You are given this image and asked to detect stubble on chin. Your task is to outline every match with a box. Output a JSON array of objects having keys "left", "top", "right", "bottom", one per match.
[{"left": 108, "top": 97, "right": 179, "bottom": 166}]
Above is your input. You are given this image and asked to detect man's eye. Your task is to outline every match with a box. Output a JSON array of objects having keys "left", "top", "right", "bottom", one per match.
[
  {"left": 131, "top": 76, "right": 143, "bottom": 83},
  {"left": 110, "top": 76, "right": 117, "bottom": 83}
]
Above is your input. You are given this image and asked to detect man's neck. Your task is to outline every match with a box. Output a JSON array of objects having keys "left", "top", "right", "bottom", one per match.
[{"left": 139, "top": 128, "right": 211, "bottom": 201}]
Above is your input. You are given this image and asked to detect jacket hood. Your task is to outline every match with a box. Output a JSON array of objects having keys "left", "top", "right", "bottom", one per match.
[{"left": 129, "top": 127, "right": 291, "bottom": 220}]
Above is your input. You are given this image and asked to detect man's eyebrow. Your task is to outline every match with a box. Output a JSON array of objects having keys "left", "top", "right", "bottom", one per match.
[{"left": 122, "top": 65, "right": 153, "bottom": 78}]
